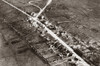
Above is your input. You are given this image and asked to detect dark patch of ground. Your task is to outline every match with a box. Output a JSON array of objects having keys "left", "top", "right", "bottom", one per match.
[{"left": 0, "top": 0, "right": 100, "bottom": 66}]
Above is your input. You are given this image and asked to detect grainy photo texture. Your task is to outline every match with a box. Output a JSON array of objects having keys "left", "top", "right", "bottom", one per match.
[{"left": 0, "top": 0, "right": 100, "bottom": 66}]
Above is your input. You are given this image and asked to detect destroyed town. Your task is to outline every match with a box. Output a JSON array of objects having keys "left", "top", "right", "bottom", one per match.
[{"left": 0, "top": 0, "right": 100, "bottom": 66}]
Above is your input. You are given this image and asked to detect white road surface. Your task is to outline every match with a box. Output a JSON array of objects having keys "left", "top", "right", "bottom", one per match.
[{"left": 2, "top": 0, "right": 90, "bottom": 66}]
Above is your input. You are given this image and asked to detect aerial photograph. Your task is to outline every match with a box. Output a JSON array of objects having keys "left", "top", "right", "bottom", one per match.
[{"left": 0, "top": 0, "right": 100, "bottom": 66}]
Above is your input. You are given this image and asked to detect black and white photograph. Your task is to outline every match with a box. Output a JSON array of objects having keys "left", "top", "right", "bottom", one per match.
[{"left": 0, "top": 0, "right": 100, "bottom": 66}]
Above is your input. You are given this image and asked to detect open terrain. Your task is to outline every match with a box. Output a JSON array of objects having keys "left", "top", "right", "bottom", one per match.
[{"left": 0, "top": 0, "right": 100, "bottom": 66}]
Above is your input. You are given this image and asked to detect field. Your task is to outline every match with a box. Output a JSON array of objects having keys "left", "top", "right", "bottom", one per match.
[{"left": 0, "top": 0, "right": 100, "bottom": 66}]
